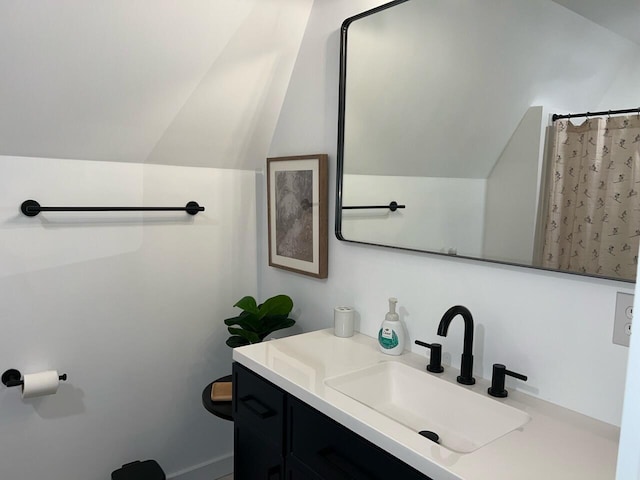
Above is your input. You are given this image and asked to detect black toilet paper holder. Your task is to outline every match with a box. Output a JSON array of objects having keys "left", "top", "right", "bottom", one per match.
[{"left": 1, "top": 369, "right": 67, "bottom": 388}]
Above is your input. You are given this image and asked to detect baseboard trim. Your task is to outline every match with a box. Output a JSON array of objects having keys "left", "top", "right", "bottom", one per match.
[{"left": 167, "top": 453, "right": 233, "bottom": 480}]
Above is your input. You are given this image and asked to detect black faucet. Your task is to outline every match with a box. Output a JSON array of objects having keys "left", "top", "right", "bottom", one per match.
[
  {"left": 437, "top": 305, "right": 475, "bottom": 385},
  {"left": 487, "top": 363, "right": 527, "bottom": 398}
]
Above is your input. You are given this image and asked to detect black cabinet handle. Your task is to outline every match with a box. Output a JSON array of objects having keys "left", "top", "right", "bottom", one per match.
[
  {"left": 238, "top": 395, "right": 276, "bottom": 419},
  {"left": 318, "top": 447, "right": 371, "bottom": 480}
]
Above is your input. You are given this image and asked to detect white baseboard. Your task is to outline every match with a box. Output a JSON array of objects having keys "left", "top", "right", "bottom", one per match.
[{"left": 167, "top": 454, "right": 233, "bottom": 480}]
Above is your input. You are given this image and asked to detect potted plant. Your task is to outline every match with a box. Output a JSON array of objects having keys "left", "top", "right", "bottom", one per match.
[{"left": 224, "top": 294, "right": 295, "bottom": 348}]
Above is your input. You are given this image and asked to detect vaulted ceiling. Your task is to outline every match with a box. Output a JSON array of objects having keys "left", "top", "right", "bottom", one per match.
[
  {"left": 553, "top": 0, "right": 640, "bottom": 46},
  {"left": 0, "top": 0, "right": 313, "bottom": 169}
]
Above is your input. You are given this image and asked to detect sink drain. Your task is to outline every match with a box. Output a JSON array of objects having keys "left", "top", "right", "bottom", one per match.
[{"left": 419, "top": 430, "right": 440, "bottom": 444}]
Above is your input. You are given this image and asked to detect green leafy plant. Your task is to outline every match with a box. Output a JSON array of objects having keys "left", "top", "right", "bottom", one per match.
[{"left": 224, "top": 294, "right": 295, "bottom": 348}]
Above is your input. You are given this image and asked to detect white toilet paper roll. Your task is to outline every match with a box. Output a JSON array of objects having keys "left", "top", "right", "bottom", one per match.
[
  {"left": 21, "top": 370, "right": 60, "bottom": 399},
  {"left": 334, "top": 306, "right": 355, "bottom": 338}
]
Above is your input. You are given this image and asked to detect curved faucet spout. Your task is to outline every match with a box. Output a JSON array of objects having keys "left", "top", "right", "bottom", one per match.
[
  {"left": 437, "top": 305, "right": 475, "bottom": 385},
  {"left": 438, "top": 305, "right": 474, "bottom": 354}
]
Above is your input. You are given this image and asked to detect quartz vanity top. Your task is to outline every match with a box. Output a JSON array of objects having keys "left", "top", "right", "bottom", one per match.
[{"left": 233, "top": 329, "right": 619, "bottom": 480}]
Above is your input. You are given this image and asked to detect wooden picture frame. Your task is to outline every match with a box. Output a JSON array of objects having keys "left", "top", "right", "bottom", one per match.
[{"left": 267, "top": 154, "right": 328, "bottom": 278}]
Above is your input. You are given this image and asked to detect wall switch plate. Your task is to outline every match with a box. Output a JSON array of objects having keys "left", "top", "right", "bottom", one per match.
[{"left": 613, "top": 292, "right": 634, "bottom": 347}]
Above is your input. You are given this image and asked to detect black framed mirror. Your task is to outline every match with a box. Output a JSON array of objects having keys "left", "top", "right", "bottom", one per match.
[{"left": 336, "top": 0, "right": 640, "bottom": 282}]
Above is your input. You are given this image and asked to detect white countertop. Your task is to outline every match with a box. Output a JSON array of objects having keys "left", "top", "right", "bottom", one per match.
[{"left": 233, "top": 329, "right": 619, "bottom": 480}]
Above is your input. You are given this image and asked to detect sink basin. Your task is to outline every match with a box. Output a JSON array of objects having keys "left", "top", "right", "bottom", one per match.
[{"left": 325, "top": 361, "right": 530, "bottom": 453}]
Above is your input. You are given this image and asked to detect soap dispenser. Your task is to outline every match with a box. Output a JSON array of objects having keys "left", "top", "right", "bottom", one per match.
[{"left": 378, "top": 297, "right": 406, "bottom": 355}]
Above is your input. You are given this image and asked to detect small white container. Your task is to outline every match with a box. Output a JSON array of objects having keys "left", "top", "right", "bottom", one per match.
[{"left": 334, "top": 306, "right": 355, "bottom": 337}]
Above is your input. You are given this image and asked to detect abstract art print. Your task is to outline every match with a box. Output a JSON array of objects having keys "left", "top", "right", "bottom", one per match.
[{"left": 267, "top": 154, "right": 328, "bottom": 278}]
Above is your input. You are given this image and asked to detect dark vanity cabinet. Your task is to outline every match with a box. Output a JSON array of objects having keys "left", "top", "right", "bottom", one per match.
[
  {"left": 233, "top": 362, "right": 286, "bottom": 479},
  {"left": 232, "top": 362, "right": 432, "bottom": 480}
]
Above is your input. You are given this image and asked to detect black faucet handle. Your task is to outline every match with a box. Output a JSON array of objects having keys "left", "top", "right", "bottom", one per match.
[
  {"left": 414, "top": 340, "right": 444, "bottom": 373},
  {"left": 488, "top": 363, "right": 528, "bottom": 398}
]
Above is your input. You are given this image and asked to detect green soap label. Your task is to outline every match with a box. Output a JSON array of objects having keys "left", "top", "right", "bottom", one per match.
[{"left": 378, "top": 327, "right": 399, "bottom": 349}]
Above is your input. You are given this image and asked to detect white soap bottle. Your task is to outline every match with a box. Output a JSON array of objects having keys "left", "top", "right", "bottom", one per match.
[{"left": 378, "top": 297, "right": 405, "bottom": 355}]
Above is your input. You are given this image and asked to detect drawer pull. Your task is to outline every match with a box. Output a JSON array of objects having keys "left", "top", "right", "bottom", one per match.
[
  {"left": 239, "top": 395, "right": 276, "bottom": 419},
  {"left": 318, "top": 446, "right": 370, "bottom": 480}
]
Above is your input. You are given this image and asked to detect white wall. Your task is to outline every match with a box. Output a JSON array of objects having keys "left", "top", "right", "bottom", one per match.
[
  {"left": 341, "top": 174, "right": 485, "bottom": 255},
  {"left": 262, "top": 0, "right": 631, "bottom": 427},
  {"left": 0, "top": 1, "right": 315, "bottom": 477},
  {"left": 483, "top": 107, "right": 544, "bottom": 264},
  {"left": 617, "top": 272, "right": 640, "bottom": 478},
  {"left": 598, "top": 48, "right": 640, "bottom": 112},
  {"left": 0, "top": 156, "right": 257, "bottom": 480}
]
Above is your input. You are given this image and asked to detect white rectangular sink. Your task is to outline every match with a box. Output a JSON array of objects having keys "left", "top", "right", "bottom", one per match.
[{"left": 325, "top": 361, "right": 530, "bottom": 453}]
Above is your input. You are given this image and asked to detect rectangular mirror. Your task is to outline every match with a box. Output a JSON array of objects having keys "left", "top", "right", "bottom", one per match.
[{"left": 336, "top": 0, "right": 640, "bottom": 282}]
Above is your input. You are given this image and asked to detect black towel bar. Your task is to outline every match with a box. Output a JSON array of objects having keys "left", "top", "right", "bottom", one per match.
[
  {"left": 20, "top": 200, "right": 204, "bottom": 217},
  {"left": 342, "top": 201, "right": 405, "bottom": 212}
]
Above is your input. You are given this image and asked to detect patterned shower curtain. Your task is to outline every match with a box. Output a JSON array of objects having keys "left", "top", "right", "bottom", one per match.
[{"left": 541, "top": 114, "right": 640, "bottom": 279}]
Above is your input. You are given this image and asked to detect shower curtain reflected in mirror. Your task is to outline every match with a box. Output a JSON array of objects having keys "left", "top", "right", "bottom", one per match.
[{"left": 541, "top": 115, "right": 640, "bottom": 280}]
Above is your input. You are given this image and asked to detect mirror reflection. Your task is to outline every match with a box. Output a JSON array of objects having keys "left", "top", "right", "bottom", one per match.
[{"left": 336, "top": 0, "right": 640, "bottom": 281}]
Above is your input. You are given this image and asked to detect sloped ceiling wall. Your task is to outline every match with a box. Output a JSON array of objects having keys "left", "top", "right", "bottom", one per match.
[
  {"left": 0, "top": 0, "right": 313, "bottom": 169},
  {"left": 553, "top": 0, "right": 640, "bottom": 46}
]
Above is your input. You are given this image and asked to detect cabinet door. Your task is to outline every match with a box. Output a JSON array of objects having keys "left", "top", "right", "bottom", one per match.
[
  {"left": 288, "top": 397, "right": 432, "bottom": 480},
  {"left": 233, "top": 363, "right": 285, "bottom": 447},
  {"left": 233, "top": 363, "right": 286, "bottom": 479},
  {"left": 285, "top": 456, "right": 322, "bottom": 480},
  {"left": 234, "top": 421, "right": 283, "bottom": 480}
]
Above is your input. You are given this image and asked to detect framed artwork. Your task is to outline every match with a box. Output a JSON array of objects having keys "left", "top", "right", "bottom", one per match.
[{"left": 267, "top": 154, "right": 328, "bottom": 278}]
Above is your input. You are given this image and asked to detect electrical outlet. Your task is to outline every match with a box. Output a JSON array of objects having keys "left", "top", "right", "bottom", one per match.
[{"left": 613, "top": 292, "right": 634, "bottom": 347}]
